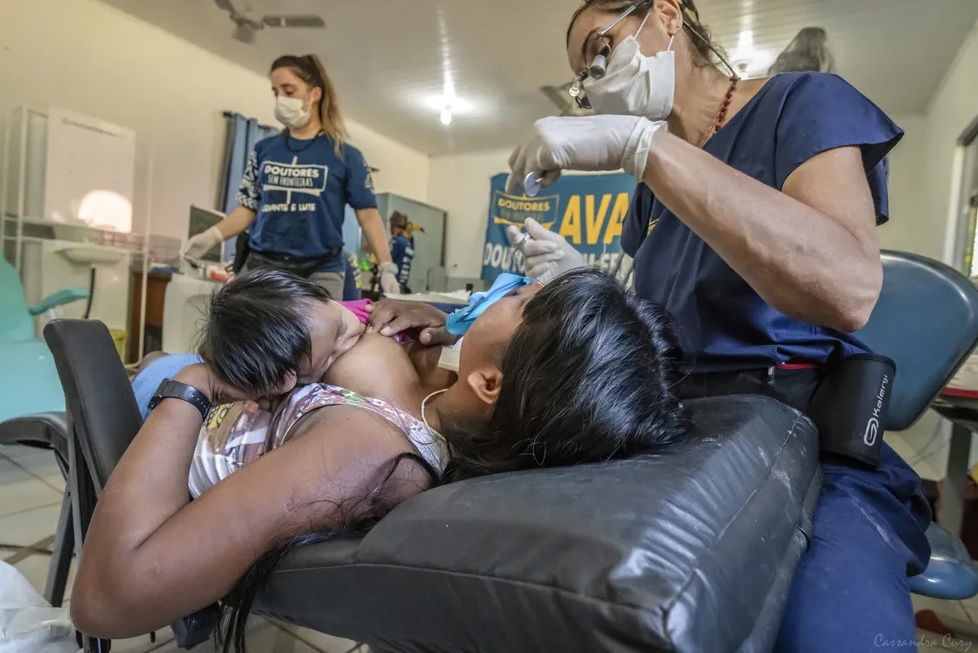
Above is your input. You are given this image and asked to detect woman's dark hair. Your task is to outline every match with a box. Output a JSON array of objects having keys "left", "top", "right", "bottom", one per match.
[
  {"left": 270, "top": 54, "right": 348, "bottom": 153},
  {"left": 216, "top": 268, "right": 688, "bottom": 651},
  {"left": 197, "top": 268, "right": 332, "bottom": 397},
  {"left": 568, "top": 0, "right": 720, "bottom": 68},
  {"left": 443, "top": 268, "right": 689, "bottom": 480},
  {"left": 768, "top": 27, "right": 835, "bottom": 75}
]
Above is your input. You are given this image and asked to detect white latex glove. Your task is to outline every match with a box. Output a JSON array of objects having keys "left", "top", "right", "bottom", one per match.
[
  {"left": 506, "top": 217, "right": 585, "bottom": 284},
  {"left": 506, "top": 115, "right": 666, "bottom": 195},
  {"left": 183, "top": 225, "right": 223, "bottom": 259},
  {"left": 379, "top": 263, "right": 401, "bottom": 296}
]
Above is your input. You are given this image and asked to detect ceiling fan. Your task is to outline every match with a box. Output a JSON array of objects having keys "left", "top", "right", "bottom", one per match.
[
  {"left": 214, "top": 0, "right": 326, "bottom": 44},
  {"left": 539, "top": 83, "right": 593, "bottom": 117}
]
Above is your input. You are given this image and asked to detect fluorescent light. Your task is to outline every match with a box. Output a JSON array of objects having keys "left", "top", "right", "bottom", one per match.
[
  {"left": 423, "top": 94, "right": 473, "bottom": 114},
  {"left": 730, "top": 29, "right": 773, "bottom": 78}
]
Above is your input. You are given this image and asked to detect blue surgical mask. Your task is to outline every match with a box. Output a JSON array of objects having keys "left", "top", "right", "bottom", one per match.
[{"left": 445, "top": 273, "right": 535, "bottom": 335}]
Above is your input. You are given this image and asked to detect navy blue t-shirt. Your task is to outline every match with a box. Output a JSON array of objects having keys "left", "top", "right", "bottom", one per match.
[
  {"left": 390, "top": 234, "right": 415, "bottom": 286},
  {"left": 237, "top": 133, "right": 377, "bottom": 272},
  {"left": 623, "top": 73, "right": 903, "bottom": 374}
]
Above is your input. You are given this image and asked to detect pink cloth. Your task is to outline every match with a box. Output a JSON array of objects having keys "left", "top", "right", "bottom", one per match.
[{"left": 339, "top": 300, "right": 410, "bottom": 343}]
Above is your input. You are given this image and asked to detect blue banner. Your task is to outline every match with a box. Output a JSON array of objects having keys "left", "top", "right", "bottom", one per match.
[{"left": 481, "top": 172, "right": 636, "bottom": 281}]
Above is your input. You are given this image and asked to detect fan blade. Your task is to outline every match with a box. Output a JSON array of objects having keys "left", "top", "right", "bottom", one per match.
[
  {"left": 540, "top": 84, "right": 572, "bottom": 110},
  {"left": 233, "top": 23, "right": 255, "bottom": 43},
  {"left": 264, "top": 14, "right": 326, "bottom": 29},
  {"left": 214, "top": 0, "right": 235, "bottom": 12}
]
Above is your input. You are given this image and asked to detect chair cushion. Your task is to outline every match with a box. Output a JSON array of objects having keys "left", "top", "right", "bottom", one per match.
[{"left": 255, "top": 395, "right": 821, "bottom": 653}]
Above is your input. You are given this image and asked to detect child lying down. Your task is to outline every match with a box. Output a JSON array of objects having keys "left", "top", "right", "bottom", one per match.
[
  {"left": 130, "top": 268, "right": 534, "bottom": 497},
  {"left": 130, "top": 268, "right": 436, "bottom": 496},
  {"left": 131, "top": 269, "right": 414, "bottom": 417}
]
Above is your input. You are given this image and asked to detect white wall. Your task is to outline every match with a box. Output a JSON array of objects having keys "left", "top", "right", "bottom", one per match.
[
  {"left": 0, "top": 0, "right": 429, "bottom": 243},
  {"left": 428, "top": 148, "right": 511, "bottom": 280},
  {"left": 880, "top": 113, "right": 928, "bottom": 254},
  {"left": 928, "top": 19, "right": 978, "bottom": 265}
]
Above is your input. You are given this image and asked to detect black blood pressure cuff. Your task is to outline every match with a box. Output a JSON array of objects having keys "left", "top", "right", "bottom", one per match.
[{"left": 808, "top": 353, "right": 895, "bottom": 467}]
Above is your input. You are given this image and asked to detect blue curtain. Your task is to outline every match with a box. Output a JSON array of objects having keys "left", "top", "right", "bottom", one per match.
[{"left": 218, "top": 112, "right": 278, "bottom": 261}]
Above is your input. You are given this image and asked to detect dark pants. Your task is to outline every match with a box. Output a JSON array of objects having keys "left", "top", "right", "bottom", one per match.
[
  {"left": 775, "top": 444, "right": 930, "bottom": 651},
  {"left": 678, "top": 369, "right": 932, "bottom": 651}
]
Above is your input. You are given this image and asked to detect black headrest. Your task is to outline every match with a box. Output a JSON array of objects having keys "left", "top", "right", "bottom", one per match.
[
  {"left": 43, "top": 319, "right": 142, "bottom": 490},
  {"left": 855, "top": 251, "right": 978, "bottom": 430}
]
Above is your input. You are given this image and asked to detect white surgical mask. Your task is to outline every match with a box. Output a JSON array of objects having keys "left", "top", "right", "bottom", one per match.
[
  {"left": 586, "top": 27, "right": 677, "bottom": 120},
  {"left": 274, "top": 95, "right": 312, "bottom": 129}
]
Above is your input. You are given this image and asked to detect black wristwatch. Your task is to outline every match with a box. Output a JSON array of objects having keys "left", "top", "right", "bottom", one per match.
[{"left": 148, "top": 378, "right": 211, "bottom": 420}]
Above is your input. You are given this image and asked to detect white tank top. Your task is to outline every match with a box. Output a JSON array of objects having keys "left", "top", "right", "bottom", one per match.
[{"left": 188, "top": 384, "right": 448, "bottom": 498}]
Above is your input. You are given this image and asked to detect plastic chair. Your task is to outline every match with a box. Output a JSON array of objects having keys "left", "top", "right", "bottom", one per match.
[
  {"left": 853, "top": 251, "right": 978, "bottom": 600},
  {"left": 0, "top": 255, "right": 88, "bottom": 424}
]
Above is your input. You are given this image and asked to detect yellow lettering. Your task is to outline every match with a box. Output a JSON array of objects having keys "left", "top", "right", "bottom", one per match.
[
  {"left": 559, "top": 196, "right": 582, "bottom": 245},
  {"left": 604, "top": 192, "right": 630, "bottom": 244},
  {"left": 586, "top": 194, "right": 612, "bottom": 246}
]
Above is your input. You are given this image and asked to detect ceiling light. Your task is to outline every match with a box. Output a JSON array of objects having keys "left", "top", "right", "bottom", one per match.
[
  {"left": 423, "top": 94, "right": 474, "bottom": 114},
  {"left": 440, "top": 108, "right": 453, "bottom": 125},
  {"left": 729, "top": 29, "right": 773, "bottom": 79}
]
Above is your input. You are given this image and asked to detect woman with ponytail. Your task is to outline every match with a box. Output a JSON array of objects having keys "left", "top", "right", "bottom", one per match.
[{"left": 184, "top": 54, "right": 401, "bottom": 297}]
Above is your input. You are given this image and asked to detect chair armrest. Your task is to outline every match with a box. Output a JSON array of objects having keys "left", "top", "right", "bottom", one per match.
[{"left": 29, "top": 289, "right": 90, "bottom": 316}]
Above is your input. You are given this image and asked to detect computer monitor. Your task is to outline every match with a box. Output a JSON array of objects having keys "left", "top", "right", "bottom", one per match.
[{"left": 187, "top": 205, "right": 226, "bottom": 263}]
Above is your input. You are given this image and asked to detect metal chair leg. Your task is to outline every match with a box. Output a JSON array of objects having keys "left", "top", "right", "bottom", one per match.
[
  {"left": 69, "top": 427, "right": 112, "bottom": 653},
  {"left": 44, "top": 490, "right": 74, "bottom": 607}
]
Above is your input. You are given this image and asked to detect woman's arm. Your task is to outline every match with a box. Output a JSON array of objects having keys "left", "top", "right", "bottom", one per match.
[
  {"left": 643, "top": 132, "right": 881, "bottom": 332},
  {"left": 71, "top": 365, "right": 429, "bottom": 638},
  {"left": 214, "top": 205, "right": 257, "bottom": 239},
  {"left": 356, "top": 207, "right": 394, "bottom": 265},
  {"left": 364, "top": 299, "right": 456, "bottom": 346}
]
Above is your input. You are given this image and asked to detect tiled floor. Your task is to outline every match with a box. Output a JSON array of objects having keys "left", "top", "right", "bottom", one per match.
[{"left": 0, "top": 444, "right": 361, "bottom": 653}]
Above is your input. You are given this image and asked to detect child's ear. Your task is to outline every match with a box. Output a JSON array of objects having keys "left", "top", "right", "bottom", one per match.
[{"left": 465, "top": 368, "right": 503, "bottom": 406}]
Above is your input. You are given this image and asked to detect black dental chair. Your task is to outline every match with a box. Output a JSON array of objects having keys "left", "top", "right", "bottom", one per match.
[{"left": 8, "top": 250, "right": 978, "bottom": 652}]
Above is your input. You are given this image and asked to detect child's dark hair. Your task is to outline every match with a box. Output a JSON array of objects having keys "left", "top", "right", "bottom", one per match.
[
  {"left": 216, "top": 268, "right": 688, "bottom": 652},
  {"left": 197, "top": 268, "right": 331, "bottom": 397},
  {"left": 443, "top": 268, "right": 689, "bottom": 480}
]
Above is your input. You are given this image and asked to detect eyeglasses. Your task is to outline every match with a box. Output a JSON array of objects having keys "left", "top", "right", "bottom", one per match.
[
  {"left": 569, "top": 2, "right": 650, "bottom": 110},
  {"left": 568, "top": 0, "right": 712, "bottom": 111}
]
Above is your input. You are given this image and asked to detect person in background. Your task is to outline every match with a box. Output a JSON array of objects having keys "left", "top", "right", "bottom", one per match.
[
  {"left": 768, "top": 27, "right": 835, "bottom": 75},
  {"left": 342, "top": 250, "right": 362, "bottom": 301},
  {"left": 389, "top": 211, "right": 417, "bottom": 294},
  {"left": 183, "top": 54, "right": 400, "bottom": 298}
]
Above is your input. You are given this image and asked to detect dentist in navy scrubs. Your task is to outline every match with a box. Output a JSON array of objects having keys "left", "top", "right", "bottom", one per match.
[
  {"left": 185, "top": 54, "right": 400, "bottom": 298},
  {"left": 507, "top": 0, "right": 931, "bottom": 650}
]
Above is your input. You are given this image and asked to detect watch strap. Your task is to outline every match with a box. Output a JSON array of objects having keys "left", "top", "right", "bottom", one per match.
[{"left": 148, "top": 379, "right": 211, "bottom": 420}]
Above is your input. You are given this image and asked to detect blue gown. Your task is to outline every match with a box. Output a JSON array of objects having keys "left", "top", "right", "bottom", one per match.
[{"left": 623, "top": 72, "right": 931, "bottom": 650}]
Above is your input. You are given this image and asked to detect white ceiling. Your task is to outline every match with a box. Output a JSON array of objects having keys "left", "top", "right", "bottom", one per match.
[{"left": 100, "top": 0, "right": 978, "bottom": 156}]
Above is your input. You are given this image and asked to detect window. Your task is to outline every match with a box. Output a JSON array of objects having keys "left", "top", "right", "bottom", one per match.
[{"left": 955, "top": 116, "right": 978, "bottom": 276}]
